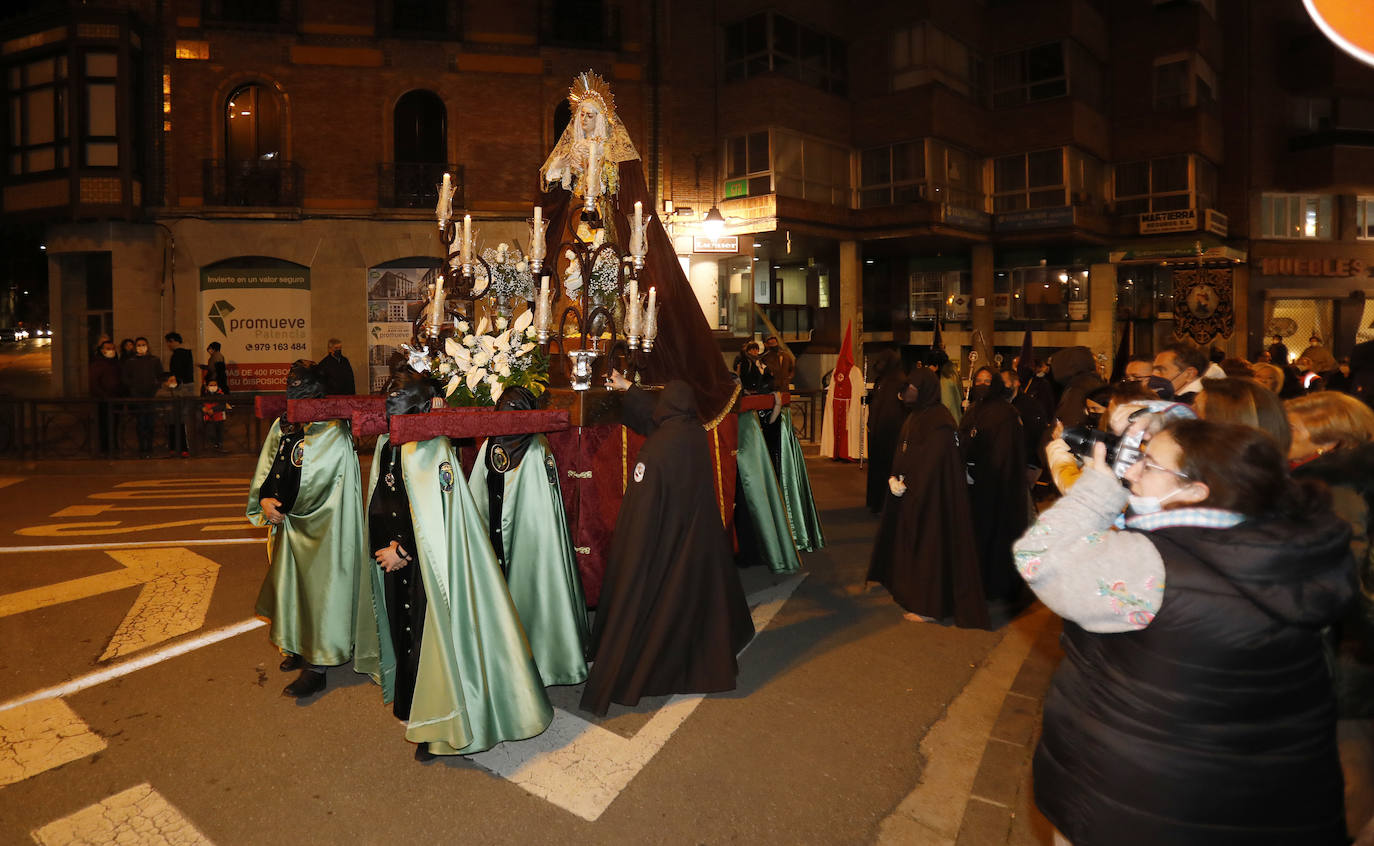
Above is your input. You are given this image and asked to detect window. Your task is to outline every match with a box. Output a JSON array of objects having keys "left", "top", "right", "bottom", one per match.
[
  {"left": 930, "top": 140, "right": 984, "bottom": 210},
  {"left": 1067, "top": 147, "right": 1106, "bottom": 209},
  {"left": 724, "top": 11, "right": 847, "bottom": 95},
  {"left": 393, "top": 0, "right": 448, "bottom": 31},
  {"left": 1113, "top": 154, "right": 1216, "bottom": 215},
  {"left": 908, "top": 270, "right": 967, "bottom": 322},
  {"left": 774, "top": 130, "right": 850, "bottom": 205},
  {"left": 859, "top": 141, "right": 924, "bottom": 208},
  {"left": 1009, "top": 266, "right": 1090, "bottom": 322},
  {"left": 1358, "top": 197, "right": 1374, "bottom": 240},
  {"left": 889, "top": 23, "right": 983, "bottom": 100},
  {"left": 6, "top": 54, "right": 68, "bottom": 175},
  {"left": 387, "top": 90, "right": 448, "bottom": 208},
  {"left": 225, "top": 83, "right": 280, "bottom": 164},
  {"left": 1152, "top": 54, "right": 1217, "bottom": 111},
  {"left": 724, "top": 131, "right": 771, "bottom": 198},
  {"left": 83, "top": 51, "right": 118, "bottom": 167},
  {"left": 204, "top": 0, "right": 283, "bottom": 26},
  {"left": 993, "top": 149, "right": 1065, "bottom": 212},
  {"left": 175, "top": 41, "right": 210, "bottom": 60},
  {"left": 1260, "top": 193, "right": 1334, "bottom": 239},
  {"left": 992, "top": 42, "right": 1067, "bottom": 108}
]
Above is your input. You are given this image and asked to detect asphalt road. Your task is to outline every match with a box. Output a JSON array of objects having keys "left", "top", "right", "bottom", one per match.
[
  {"left": 0, "top": 339, "right": 54, "bottom": 397},
  {"left": 0, "top": 457, "right": 1007, "bottom": 845}
]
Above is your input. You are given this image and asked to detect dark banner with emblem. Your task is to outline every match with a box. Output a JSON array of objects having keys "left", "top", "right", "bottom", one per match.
[{"left": 1172, "top": 267, "right": 1235, "bottom": 345}]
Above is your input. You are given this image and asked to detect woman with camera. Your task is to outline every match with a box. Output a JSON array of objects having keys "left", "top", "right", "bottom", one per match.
[{"left": 1014, "top": 418, "right": 1353, "bottom": 845}]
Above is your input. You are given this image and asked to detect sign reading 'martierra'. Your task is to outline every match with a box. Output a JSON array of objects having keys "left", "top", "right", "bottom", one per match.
[
  {"left": 200, "top": 261, "right": 311, "bottom": 391},
  {"left": 1259, "top": 257, "right": 1370, "bottom": 277}
]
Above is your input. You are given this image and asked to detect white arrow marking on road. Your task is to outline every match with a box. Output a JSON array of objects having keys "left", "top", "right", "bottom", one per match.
[
  {"left": 0, "top": 699, "right": 107, "bottom": 787},
  {"left": 0, "top": 548, "right": 221, "bottom": 662},
  {"left": 470, "top": 574, "right": 806, "bottom": 821},
  {"left": 16, "top": 517, "right": 251, "bottom": 537},
  {"left": 31, "top": 783, "right": 214, "bottom": 846}
]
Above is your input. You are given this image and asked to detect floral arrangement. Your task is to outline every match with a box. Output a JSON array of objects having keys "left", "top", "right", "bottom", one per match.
[
  {"left": 561, "top": 227, "right": 623, "bottom": 309},
  {"left": 435, "top": 309, "right": 548, "bottom": 406},
  {"left": 477, "top": 242, "right": 536, "bottom": 303}
]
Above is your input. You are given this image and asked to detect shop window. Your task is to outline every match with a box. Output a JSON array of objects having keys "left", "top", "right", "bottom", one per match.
[
  {"left": 889, "top": 23, "right": 983, "bottom": 100},
  {"left": 1152, "top": 53, "right": 1216, "bottom": 111},
  {"left": 1113, "top": 154, "right": 1215, "bottom": 215},
  {"left": 6, "top": 53, "right": 68, "bottom": 176},
  {"left": 908, "top": 270, "right": 966, "bottom": 322},
  {"left": 724, "top": 11, "right": 847, "bottom": 95},
  {"left": 1009, "top": 266, "right": 1090, "bottom": 322},
  {"left": 993, "top": 149, "right": 1065, "bottom": 212},
  {"left": 1358, "top": 196, "right": 1374, "bottom": 240},
  {"left": 717, "top": 256, "right": 753, "bottom": 335},
  {"left": 992, "top": 42, "right": 1067, "bottom": 108},
  {"left": 1260, "top": 193, "right": 1333, "bottom": 239},
  {"left": 724, "top": 130, "right": 771, "bottom": 198}
]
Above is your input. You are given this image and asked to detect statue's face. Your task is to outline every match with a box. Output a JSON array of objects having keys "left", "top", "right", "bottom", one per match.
[{"left": 578, "top": 103, "right": 603, "bottom": 138}]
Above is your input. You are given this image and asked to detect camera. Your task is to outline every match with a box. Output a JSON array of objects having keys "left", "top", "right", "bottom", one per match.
[{"left": 1062, "top": 427, "right": 1146, "bottom": 479}]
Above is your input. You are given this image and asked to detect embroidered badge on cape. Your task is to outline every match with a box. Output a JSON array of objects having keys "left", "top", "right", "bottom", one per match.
[
  {"left": 633, "top": 461, "right": 645, "bottom": 483},
  {"left": 491, "top": 444, "right": 511, "bottom": 473},
  {"left": 438, "top": 461, "right": 454, "bottom": 492},
  {"left": 290, "top": 440, "right": 305, "bottom": 468}
]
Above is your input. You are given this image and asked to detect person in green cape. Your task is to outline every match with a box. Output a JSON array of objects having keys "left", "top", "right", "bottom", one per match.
[
  {"left": 468, "top": 386, "right": 589, "bottom": 685},
  {"left": 248, "top": 361, "right": 366, "bottom": 698},
  {"left": 354, "top": 371, "right": 552, "bottom": 760}
]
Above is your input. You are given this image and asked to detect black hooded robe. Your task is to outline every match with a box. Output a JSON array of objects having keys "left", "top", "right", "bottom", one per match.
[
  {"left": 865, "top": 359, "right": 908, "bottom": 514},
  {"left": 867, "top": 370, "right": 989, "bottom": 628},
  {"left": 960, "top": 385, "right": 1031, "bottom": 604},
  {"left": 580, "top": 383, "right": 756, "bottom": 716}
]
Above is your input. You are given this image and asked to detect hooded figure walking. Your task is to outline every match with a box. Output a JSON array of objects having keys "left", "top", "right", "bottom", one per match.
[
  {"left": 581, "top": 376, "right": 755, "bottom": 716},
  {"left": 866, "top": 369, "right": 988, "bottom": 628}
]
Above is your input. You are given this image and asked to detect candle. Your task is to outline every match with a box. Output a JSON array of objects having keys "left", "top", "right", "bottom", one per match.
[
  {"left": 431, "top": 275, "right": 445, "bottom": 335},
  {"left": 461, "top": 214, "right": 472, "bottom": 265},
  {"left": 586, "top": 140, "right": 601, "bottom": 198},
  {"left": 626, "top": 277, "right": 640, "bottom": 334},
  {"left": 648, "top": 286, "right": 656, "bottom": 314},
  {"left": 534, "top": 205, "right": 542, "bottom": 229},
  {"left": 536, "top": 275, "right": 552, "bottom": 331}
]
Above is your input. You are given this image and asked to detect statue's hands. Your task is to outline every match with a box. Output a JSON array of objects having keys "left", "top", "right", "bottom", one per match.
[{"left": 607, "top": 370, "right": 632, "bottom": 391}]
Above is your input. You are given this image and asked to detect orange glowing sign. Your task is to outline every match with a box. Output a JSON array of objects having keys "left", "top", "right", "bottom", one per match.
[{"left": 1304, "top": 0, "right": 1374, "bottom": 67}]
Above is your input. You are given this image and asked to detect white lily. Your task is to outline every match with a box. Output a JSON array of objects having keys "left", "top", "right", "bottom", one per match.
[
  {"left": 445, "top": 374, "right": 463, "bottom": 397},
  {"left": 466, "top": 367, "right": 486, "bottom": 391},
  {"left": 519, "top": 342, "right": 536, "bottom": 356},
  {"left": 513, "top": 309, "right": 534, "bottom": 333},
  {"left": 475, "top": 316, "right": 490, "bottom": 337},
  {"left": 445, "top": 337, "right": 463, "bottom": 358},
  {"left": 489, "top": 379, "right": 504, "bottom": 404}
]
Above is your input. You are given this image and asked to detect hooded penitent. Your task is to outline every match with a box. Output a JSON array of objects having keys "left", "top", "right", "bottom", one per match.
[
  {"left": 581, "top": 382, "right": 755, "bottom": 715},
  {"left": 959, "top": 375, "right": 1030, "bottom": 603}
]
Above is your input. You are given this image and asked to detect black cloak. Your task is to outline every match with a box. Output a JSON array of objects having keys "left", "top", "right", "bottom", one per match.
[
  {"left": 867, "top": 370, "right": 988, "bottom": 628},
  {"left": 959, "top": 379, "right": 1031, "bottom": 603},
  {"left": 1049, "top": 346, "right": 1106, "bottom": 426},
  {"left": 580, "top": 382, "right": 755, "bottom": 715},
  {"left": 865, "top": 352, "right": 908, "bottom": 514}
]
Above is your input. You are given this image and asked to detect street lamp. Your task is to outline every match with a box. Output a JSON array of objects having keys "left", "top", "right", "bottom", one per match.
[{"left": 702, "top": 205, "right": 725, "bottom": 236}]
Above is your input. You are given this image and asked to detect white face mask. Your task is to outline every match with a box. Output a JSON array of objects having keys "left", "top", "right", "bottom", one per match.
[
  {"left": 1128, "top": 486, "right": 1188, "bottom": 516},
  {"left": 101, "top": 349, "right": 116, "bottom": 359},
  {"left": 135, "top": 345, "right": 148, "bottom": 355}
]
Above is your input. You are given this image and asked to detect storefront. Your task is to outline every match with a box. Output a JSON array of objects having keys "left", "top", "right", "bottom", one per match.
[{"left": 1248, "top": 241, "right": 1374, "bottom": 363}]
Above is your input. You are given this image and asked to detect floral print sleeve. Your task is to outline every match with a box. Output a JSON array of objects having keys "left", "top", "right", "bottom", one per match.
[{"left": 1012, "top": 466, "right": 1166, "bottom": 633}]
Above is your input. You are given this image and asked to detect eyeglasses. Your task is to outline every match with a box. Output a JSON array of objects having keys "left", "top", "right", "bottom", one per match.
[{"left": 1135, "top": 452, "right": 1192, "bottom": 481}]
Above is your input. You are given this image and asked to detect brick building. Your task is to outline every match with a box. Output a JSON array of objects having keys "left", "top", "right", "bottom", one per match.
[{"left": 3, "top": 0, "right": 1373, "bottom": 396}]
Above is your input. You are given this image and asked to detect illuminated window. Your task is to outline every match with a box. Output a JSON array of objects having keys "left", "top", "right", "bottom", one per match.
[
  {"left": 1358, "top": 197, "right": 1374, "bottom": 240},
  {"left": 1261, "top": 194, "right": 1333, "bottom": 240},
  {"left": 174, "top": 41, "right": 210, "bottom": 60}
]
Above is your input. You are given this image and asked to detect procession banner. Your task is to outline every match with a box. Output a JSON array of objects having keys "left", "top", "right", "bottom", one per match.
[{"left": 200, "top": 264, "right": 311, "bottom": 391}]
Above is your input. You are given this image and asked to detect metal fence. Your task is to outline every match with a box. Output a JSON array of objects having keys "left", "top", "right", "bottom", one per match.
[{"left": 0, "top": 395, "right": 278, "bottom": 460}]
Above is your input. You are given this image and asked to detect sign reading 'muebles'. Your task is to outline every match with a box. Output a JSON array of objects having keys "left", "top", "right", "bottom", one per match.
[{"left": 199, "top": 261, "right": 311, "bottom": 391}]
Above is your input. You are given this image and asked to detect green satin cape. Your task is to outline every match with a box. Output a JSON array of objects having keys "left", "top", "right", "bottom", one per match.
[
  {"left": 248, "top": 419, "right": 365, "bottom": 666},
  {"left": 353, "top": 435, "right": 553, "bottom": 756},
  {"left": 469, "top": 435, "right": 590, "bottom": 686},
  {"left": 736, "top": 413, "right": 800, "bottom": 574},
  {"left": 779, "top": 418, "right": 825, "bottom": 552}
]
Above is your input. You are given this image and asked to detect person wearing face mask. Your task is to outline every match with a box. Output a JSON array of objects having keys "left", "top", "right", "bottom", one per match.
[
  {"left": 1012, "top": 419, "right": 1353, "bottom": 846},
  {"left": 247, "top": 361, "right": 366, "bottom": 700},
  {"left": 353, "top": 370, "right": 551, "bottom": 759},
  {"left": 959, "top": 368, "right": 1030, "bottom": 607},
  {"left": 120, "top": 337, "right": 161, "bottom": 458},
  {"left": 466, "top": 386, "right": 589, "bottom": 687},
  {"left": 580, "top": 376, "right": 755, "bottom": 716},
  {"left": 89, "top": 340, "right": 123, "bottom": 455},
  {"left": 865, "top": 368, "right": 987, "bottom": 627}
]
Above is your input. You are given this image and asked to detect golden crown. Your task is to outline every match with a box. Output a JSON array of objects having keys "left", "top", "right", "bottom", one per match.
[{"left": 568, "top": 70, "right": 615, "bottom": 115}]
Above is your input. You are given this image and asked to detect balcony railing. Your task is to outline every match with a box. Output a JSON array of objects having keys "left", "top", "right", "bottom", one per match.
[
  {"left": 378, "top": 162, "right": 463, "bottom": 209},
  {"left": 203, "top": 159, "right": 303, "bottom": 207}
]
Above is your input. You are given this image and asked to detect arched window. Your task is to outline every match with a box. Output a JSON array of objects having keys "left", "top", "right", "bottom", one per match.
[
  {"left": 552, "top": 99, "right": 571, "bottom": 146},
  {"left": 217, "top": 83, "right": 293, "bottom": 206},
  {"left": 387, "top": 90, "right": 447, "bottom": 208}
]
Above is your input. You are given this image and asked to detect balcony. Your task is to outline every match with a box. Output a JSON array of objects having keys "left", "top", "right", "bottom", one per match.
[
  {"left": 539, "top": 0, "right": 621, "bottom": 51},
  {"left": 202, "top": 159, "right": 303, "bottom": 207},
  {"left": 378, "top": 163, "right": 463, "bottom": 210}
]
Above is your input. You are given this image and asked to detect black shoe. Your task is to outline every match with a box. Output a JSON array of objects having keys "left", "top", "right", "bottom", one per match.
[
  {"left": 414, "top": 744, "right": 436, "bottom": 762},
  {"left": 282, "top": 670, "right": 326, "bottom": 698},
  {"left": 279, "top": 653, "right": 304, "bottom": 672}
]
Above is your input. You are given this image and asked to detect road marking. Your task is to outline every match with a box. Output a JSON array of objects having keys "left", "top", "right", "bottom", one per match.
[
  {"left": 98, "top": 549, "right": 221, "bottom": 661},
  {"left": 0, "top": 699, "right": 107, "bottom": 787},
  {"left": 0, "top": 618, "right": 266, "bottom": 714},
  {"left": 16, "top": 517, "right": 251, "bottom": 537},
  {"left": 0, "top": 547, "right": 219, "bottom": 624},
  {"left": 51, "top": 503, "right": 245, "bottom": 517},
  {"left": 0, "top": 538, "right": 264, "bottom": 554},
  {"left": 31, "top": 783, "right": 214, "bottom": 846},
  {"left": 470, "top": 574, "right": 806, "bottom": 821},
  {"left": 0, "top": 477, "right": 24, "bottom": 490}
]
